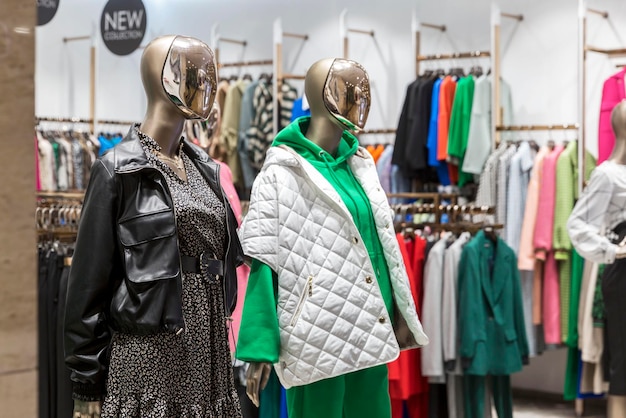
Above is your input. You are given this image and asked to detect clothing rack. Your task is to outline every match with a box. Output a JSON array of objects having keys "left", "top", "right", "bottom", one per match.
[
  {"left": 340, "top": 9, "right": 376, "bottom": 59},
  {"left": 496, "top": 124, "right": 579, "bottom": 132},
  {"left": 360, "top": 129, "right": 397, "bottom": 135},
  {"left": 62, "top": 34, "right": 96, "bottom": 132},
  {"left": 211, "top": 25, "right": 255, "bottom": 71},
  {"left": 217, "top": 59, "right": 274, "bottom": 69},
  {"left": 491, "top": 6, "right": 525, "bottom": 149},
  {"left": 579, "top": 2, "right": 625, "bottom": 197},
  {"left": 387, "top": 192, "right": 460, "bottom": 223},
  {"left": 36, "top": 193, "right": 84, "bottom": 239},
  {"left": 391, "top": 200, "right": 499, "bottom": 232},
  {"left": 36, "top": 117, "right": 137, "bottom": 130},
  {"left": 273, "top": 18, "right": 309, "bottom": 135}
]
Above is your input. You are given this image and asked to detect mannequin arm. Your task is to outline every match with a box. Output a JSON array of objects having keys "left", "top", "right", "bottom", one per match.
[
  {"left": 245, "top": 362, "right": 272, "bottom": 407},
  {"left": 73, "top": 400, "right": 102, "bottom": 418}
]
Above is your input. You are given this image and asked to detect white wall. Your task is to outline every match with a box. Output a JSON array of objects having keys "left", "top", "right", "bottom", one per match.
[{"left": 35, "top": 0, "right": 626, "bottom": 393}]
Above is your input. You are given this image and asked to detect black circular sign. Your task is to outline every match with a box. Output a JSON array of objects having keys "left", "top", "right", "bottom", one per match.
[
  {"left": 100, "top": 0, "right": 146, "bottom": 56},
  {"left": 37, "top": 0, "right": 60, "bottom": 26}
]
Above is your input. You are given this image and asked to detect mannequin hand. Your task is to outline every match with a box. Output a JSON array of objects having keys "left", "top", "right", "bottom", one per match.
[
  {"left": 245, "top": 362, "right": 272, "bottom": 408},
  {"left": 73, "top": 400, "right": 102, "bottom": 418},
  {"left": 616, "top": 237, "right": 626, "bottom": 259}
]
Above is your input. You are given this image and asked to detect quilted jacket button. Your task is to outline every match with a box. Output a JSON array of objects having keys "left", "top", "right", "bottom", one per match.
[
  {"left": 352, "top": 236, "right": 359, "bottom": 244},
  {"left": 385, "top": 223, "right": 390, "bottom": 229},
  {"left": 365, "top": 276, "right": 373, "bottom": 284},
  {"left": 378, "top": 316, "right": 386, "bottom": 324}
]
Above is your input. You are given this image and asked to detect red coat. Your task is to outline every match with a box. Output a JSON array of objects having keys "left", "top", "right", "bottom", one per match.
[
  {"left": 598, "top": 69, "right": 626, "bottom": 164},
  {"left": 388, "top": 234, "right": 429, "bottom": 400}
]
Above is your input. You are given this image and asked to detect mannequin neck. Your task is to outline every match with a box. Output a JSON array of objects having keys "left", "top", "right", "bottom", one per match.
[
  {"left": 139, "top": 100, "right": 186, "bottom": 157},
  {"left": 305, "top": 114, "right": 344, "bottom": 155},
  {"left": 609, "top": 137, "right": 626, "bottom": 165}
]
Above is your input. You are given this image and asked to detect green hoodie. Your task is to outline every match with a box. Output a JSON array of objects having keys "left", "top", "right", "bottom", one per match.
[{"left": 237, "top": 117, "right": 393, "bottom": 363}]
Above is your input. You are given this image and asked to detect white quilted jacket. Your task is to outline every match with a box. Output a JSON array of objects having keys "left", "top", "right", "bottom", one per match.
[{"left": 239, "top": 145, "right": 429, "bottom": 388}]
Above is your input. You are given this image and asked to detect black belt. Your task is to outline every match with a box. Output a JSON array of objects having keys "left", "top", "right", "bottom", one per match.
[{"left": 181, "top": 253, "right": 224, "bottom": 277}]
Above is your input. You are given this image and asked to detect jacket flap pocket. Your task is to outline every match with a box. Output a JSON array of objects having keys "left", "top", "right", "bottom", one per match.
[
  {"left": 504, "top": 328, "right": 517, "bottom": 342},
  {"left": 119, "top": 209, "right": 175, "bottom": 246}
]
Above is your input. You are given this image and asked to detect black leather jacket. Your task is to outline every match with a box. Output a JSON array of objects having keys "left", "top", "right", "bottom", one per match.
[{"left": 64, "top": 128, "right": 244, "bottom": 400}]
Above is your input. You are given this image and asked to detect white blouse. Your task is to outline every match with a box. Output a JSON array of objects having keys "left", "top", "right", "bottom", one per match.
[{"left": 567, "top": 161, "right": 626, "bottom": 264}]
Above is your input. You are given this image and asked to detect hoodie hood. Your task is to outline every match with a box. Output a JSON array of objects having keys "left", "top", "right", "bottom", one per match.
[{"left": 272, "top": 116, "right": 359, "bottom": 167}]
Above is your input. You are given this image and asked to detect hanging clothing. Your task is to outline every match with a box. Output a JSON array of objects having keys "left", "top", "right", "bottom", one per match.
[
  {"left": 437, "top": 76, "right": 458, "bottom": 183},
  {"left": 421, "top": 234, "right": 453, "bottom": 383},
  {"left": 496, "top": 145, "right": 517, "bottom": 233},
  {"left": 458, "top": 230, "right": 529, "bottom": 376},
  {"left": 389, "top": 234, "right": 429, "bottom": 418},
  {"left": 246, "top": 80, "right": 298, "bottom": 171},
  {"left": 426, "top": 78, "right": 451, "bottom": 186},
  {"left": 221, "top": 79, "right": 250, "bottom": 190},
  {"left": 598, "top": 68, "right": 626, "bottom": 164},
  {"left": 534, "top": 144, "right": 565, "bottom": 345},
  {"left": 393, "top": 79, "right": 421, "bottom": 176},
  {"left": 406, "top": 76, "right": 438, "bottom": 180},
  {"left": 463, "top": 375, "right": 512, "bottom": 418},
  {"left": 442, "top": 232, "right": 471, "bottom": 374},
  {"left": 238, "top": 80, "right": 261, "bottom": 192},
  {"left": 518, "top": 146, "right": 550, "bottom": 270},
  {"left": 216, "top": 160, "right": 251, "bottom": 354},
  {"left": 443, "top": 233, "right": 471, "bottom": 418},
  {"left": 474, "top": 142, "right": 509, "bottom": 224},
  {"left": 553, "top": 141, "right": 596, "bottom": 343},
  {"left": 504, "top": 142, "right": 535, "bottom": 254},
  {"left": 447, "top": 75, "right": 476, "bottom": 187},
  {"left": 462, "top": 77, "right": 513, "bottom": 175},
  {"left": 290, "top": 96, "right": 311, "bottom": 122},
  {"left": 377, "top": 145, "right": 395, "bottom": 194}
]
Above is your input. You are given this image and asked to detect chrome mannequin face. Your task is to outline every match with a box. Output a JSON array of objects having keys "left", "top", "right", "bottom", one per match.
[
  {"left": 322, "top": 59, "right": 371, "bottom": 132},
  {"left": 162, "top": 36, "right": 217, "bottom": 120}
]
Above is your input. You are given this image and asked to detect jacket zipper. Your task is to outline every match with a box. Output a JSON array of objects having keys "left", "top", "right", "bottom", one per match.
[{"left": 290, "top": 275, "right": 313, "bottom": 327}]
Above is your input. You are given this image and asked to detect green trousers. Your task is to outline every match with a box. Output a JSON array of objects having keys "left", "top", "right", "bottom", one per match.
[
  {"left": 286, "top": 365, "right": 391, "bottom": 418},
  {"left": 463, "top": 375, "right": 512, "bottom": 418}
]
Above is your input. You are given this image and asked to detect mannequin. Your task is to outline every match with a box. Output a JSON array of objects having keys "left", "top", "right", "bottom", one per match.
[
  {"left": 568, "top": 100, "right": 626, "bottom": 418},
  {"left": 65, "top": 35, "right": 243, "bottom": 418},
  {"left": 237, "top": 58, "right": 428, "bottom": 418}
]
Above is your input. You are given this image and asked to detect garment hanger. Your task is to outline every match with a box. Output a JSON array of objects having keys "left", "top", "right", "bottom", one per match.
[
  {"left": 483, "top": 225, "right": 498, "bottom": 242},
  {"left": 470, "top": 66, "right": 484, "bottom": 77}
]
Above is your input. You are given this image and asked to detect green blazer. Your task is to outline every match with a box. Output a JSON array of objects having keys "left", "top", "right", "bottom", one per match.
[{"left": 458, "top": 231, "right": 529, "bottom": 376}]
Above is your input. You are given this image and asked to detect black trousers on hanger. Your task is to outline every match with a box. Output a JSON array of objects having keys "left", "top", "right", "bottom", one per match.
[
  {"left": 38, "top": 248, "right": 74, "bottom": 418},
  {"left": 38, "top": 248, "right": 52, "bottom": 418},
  {"left": 56, "top": 264, "right": 73, "bottom": 417}
]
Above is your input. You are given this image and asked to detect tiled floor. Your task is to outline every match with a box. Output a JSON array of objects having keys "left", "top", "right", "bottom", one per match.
[{"left": 513, "top": 397, "right": 606, "bottom": 417}]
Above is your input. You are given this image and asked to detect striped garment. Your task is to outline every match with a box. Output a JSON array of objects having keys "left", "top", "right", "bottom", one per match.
[{"left": 246, "top": 80, "right": 298, "bottom": 170}]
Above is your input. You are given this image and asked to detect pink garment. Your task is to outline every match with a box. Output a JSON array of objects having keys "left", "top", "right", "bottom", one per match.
[
  {"left": 532, "top": 145, "right": 565, "bottom": 261},
  {"left": 518, "top": 146, "right": 550, "bottom": 271},
  {"left": 598, "top": 69, "right": 626, "bottom": 164},
  {"left": 216, "top": 161, "right": 249, "bottom": 353},
  {"left": 531, "top": 146, "right": 564, "bottom": 345},
  {"left": 543, "top": 251, "right": 561, "bottom": 345}
]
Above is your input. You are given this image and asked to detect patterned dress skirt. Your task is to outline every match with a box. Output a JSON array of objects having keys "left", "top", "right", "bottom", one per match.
[{"left": 101, "top": 131, "right": 242, "bottom": 417}]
